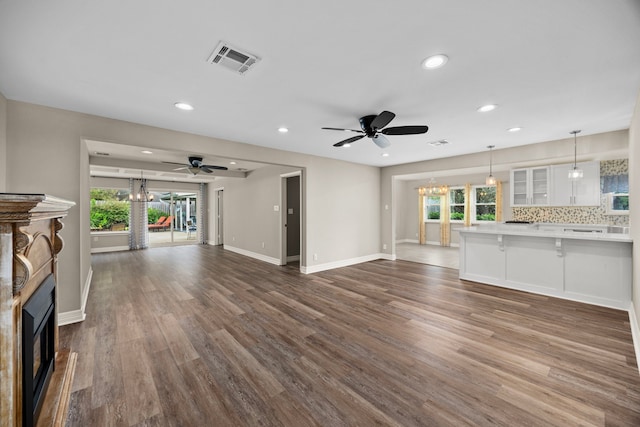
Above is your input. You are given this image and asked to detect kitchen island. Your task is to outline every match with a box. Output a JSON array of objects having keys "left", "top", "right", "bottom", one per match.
[{"left": 458, "top": 223, "right": 632, "bottom": 310}]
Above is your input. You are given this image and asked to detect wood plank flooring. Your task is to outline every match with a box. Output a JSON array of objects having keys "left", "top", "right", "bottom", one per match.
[{"left": 60, "top": 245, "right": 640, "bottom": 426}]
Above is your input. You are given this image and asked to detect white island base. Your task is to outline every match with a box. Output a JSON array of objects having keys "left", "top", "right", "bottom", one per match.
[{"left": 459, "top": 225, "right": 632, "bottom": 310}]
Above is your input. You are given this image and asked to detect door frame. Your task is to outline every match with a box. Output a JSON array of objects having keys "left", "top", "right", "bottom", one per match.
[
  {"left": 212, "top": 187, "right": 224, "bottom": 246},
  {"left": 280, "top": 171, "right": 303, "bottom": 269}
]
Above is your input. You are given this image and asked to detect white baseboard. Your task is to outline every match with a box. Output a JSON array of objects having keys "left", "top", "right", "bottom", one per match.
[
  {"left": 396, "top": 239, "right": 419, "bottom": 244},
  {"left": 629, "top": 303, "right": 640, "bottom": 375},
  {"left": 287, "top": 255, "right": 300, "bottom": 262},
  {"left": 81, "top": 267, "right": 93, "bottom": 315},
  {"left": 302, "top": 253, "right": 391, "bottom": 274},
  {"left": 378, "top": 253, "right": 396, "bottom": 261},
  {"left": 58, "top": 268, "right": 92, "bottom": 326},
  {"left": 223, "top": 245, "right": 281, "bottom": 266},
  {"left": 58, "top": 309, "right": 86, "bottom": 326},
  {"left": 91, "top": 245, "right": 129, "bottom": 253}
]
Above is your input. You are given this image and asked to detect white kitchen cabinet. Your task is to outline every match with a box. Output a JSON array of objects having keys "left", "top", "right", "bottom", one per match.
[
  {"left": 510, "top": 166, "right": 549, "bottom": 206},
  {"left": 459, "top": 225, "right": 632, "bottom": 310},
  {"left": 550, "top": 161, "right": 600, "bottom": 206}
]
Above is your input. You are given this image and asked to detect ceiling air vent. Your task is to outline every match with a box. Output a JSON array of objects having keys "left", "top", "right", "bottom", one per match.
[{"left": 207, "top": 41, "right": 260, "bottom": 75}]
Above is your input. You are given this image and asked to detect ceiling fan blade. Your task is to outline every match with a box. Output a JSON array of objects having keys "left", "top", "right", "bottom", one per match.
[
  {"left": 322, "top": 127, "right": 363, "bottom": 133},
  {"left": 370, "top": 111, "right": 396, "bottom": 130},
  {"left": 381, "top": 125, "right": 429, "bottom": 135},
  {"left": 333, "top": 134, "right": 365, "bottom": 147},
  {"left": 200, "top": 167, "right": 214, "bottom": 173},
  {"left": 162, "top": 161, "right": 191, "bottom": 166},
  {"left": 372, "top": 134, "right": 391, "bottom": 149},
  {"left": 201, "top": 164, "right": 229, "bottom": 170}
]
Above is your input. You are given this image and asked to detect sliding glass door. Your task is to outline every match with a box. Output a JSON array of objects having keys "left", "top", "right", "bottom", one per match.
[{"left": 148, "top": 191, "right": 199, "bottom": 247}]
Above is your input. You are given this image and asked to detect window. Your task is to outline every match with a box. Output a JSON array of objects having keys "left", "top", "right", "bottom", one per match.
[
  {"left": 606, "top": 193, "right": 629, "bottom": 215},
  {"left": 449, "top": 187, "right": 465, "bottom": 221},
  {"left": 473, "top": 186, "right": 496, "bottom": 222},
  {"left": 90, "top": 188, "right": 130, "bottom": 232},
  {"left": 424, "top": 195, "right": 441, "bottom": 221}
]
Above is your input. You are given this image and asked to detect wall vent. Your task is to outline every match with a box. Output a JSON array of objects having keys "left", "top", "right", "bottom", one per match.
[{"left": 207, "top": 41, "right": 260, "bottom": 75}]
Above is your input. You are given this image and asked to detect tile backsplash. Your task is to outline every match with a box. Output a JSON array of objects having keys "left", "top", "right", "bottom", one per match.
[{"left": 511, "top": 159, "right": 629, "bottom": 226}]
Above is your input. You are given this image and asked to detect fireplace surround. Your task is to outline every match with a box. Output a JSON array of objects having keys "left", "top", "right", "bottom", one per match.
[{"left": 0, "top": 194, "right": 75, "bottom": 427}]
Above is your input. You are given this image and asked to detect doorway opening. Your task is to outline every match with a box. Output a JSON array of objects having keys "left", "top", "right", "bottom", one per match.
[{"left": 281, "top": 172, "right": 302, "bottom": 268}]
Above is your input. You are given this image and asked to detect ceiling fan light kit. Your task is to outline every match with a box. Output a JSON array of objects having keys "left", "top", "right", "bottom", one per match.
[{"left": 323, "top": 110, "right": 429, "bottom": 149}]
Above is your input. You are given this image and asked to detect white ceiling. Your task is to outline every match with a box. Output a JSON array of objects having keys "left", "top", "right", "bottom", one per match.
[{"left": 1, "top": 0, "right": 639, "bottom": 176}]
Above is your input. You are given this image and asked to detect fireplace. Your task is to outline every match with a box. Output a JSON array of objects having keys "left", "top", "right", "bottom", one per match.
[
  {"left": 22, "top": 273, "right": 56, "bottom": 427},
  {"left": 1, "top": 194, "right": 75, "bottom": 427}
]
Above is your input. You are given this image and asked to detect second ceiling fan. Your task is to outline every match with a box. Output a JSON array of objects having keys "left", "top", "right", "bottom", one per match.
[{"left": 322, "top": 110, "right": 429, "bottom": 149}]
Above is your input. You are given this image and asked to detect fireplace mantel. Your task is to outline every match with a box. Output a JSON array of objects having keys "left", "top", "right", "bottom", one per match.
[{"left": 0, "top": 193, "right": 75, "bottom": 427}]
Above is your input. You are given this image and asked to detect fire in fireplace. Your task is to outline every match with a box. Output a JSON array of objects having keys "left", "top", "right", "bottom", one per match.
[{"left": 22, "top": 274, "right": 56, "bottom": 427}]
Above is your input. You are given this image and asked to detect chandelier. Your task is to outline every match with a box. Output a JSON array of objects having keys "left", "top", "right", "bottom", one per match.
[
  {"left": 129, "top": 171, "right": 154, "bottom": 202},
  {"left": 423, "top": 178, "right": 448, "bottom": 196}
]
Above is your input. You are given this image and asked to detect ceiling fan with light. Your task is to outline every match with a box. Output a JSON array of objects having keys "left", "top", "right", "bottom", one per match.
[
  {"left": 162, "top": 156, "right": 228, "bottom": 175},
  {"left": 322, "top": 110, "right": 429, "bottom": 148}
]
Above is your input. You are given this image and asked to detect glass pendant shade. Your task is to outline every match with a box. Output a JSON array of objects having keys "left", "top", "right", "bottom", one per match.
[
  {"left": 486, "top": 175, "right": 497, "bottom": 185},
  {"left": 568, "top": 167, "right": 583, "bottom": 180}
]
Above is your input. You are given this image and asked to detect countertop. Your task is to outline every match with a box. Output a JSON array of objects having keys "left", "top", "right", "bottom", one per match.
[{"left": 458, "top": 223, "right": 632, "bottom": 243}]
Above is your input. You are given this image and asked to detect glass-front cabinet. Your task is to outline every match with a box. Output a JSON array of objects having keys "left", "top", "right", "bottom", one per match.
[{"left": 510, "top": 166, "right": 549, "bottom": 206}]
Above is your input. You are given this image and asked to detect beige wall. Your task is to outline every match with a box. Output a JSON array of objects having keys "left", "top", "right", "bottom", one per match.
[
  {"left": 5, "top": 101, "right": 381, "bottom": 315},
  {"left": 213, "top": 165, "right": 300, "bottom": 260},
  {"left": 0, "top": 92, "right": 6, "bottom": 192},
  {"left": 629, "top": 90, "right": 640, "bottom": 333}
]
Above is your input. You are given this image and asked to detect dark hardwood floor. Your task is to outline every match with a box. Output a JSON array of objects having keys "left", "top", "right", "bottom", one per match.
[{"left": 60, "top": 245, "right": 640, "bottom": 426}]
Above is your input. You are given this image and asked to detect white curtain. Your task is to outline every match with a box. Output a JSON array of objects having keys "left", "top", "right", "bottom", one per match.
[{"left": 129, "top": 178, "right": 149, "bottom": 250}]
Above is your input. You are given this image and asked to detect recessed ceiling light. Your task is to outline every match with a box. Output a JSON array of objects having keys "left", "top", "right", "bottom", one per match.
[
  {"left": 343, "top": 143, "right": 351, "bottom": 148},
  {"left": 422, "top": 54, "right": 449, "bottom": 70},
  {"left": 174, "top": 102, "right": 194, "bottom": 111},
  {"left": 477, "top": 104, "right": 497, "bottom": 113},
  {"left": 381, "top": 153, "right": 390, "bottom": 157},
  {"left": 141, "top": 150, "right": 153, "bottom": 154},
  {"left": 507, "top": 127, "right": 522, "bottom": 132},
  {"left": 230, "top": 161, "right": 237, "bottom": 165},
  {"left": 278, "top": 127, "right": 289, "bottom": 133}
]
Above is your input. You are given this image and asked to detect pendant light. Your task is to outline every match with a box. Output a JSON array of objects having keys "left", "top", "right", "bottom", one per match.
[
  {"left": 129, "top": 171, "right": 154, "bottom": 202},
  {"left": 485, "top": 145, "right": 497, "bottom": 185},
  {"left": 568, "top": 130, "right": 583, "bottom": 180}
]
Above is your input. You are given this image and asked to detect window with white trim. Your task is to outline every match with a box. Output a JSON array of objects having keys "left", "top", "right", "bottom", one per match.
[
  {"left": 449, "top": 187, "right": 465, "bottom": 221},
  {"left": 424, "top": 195, "right": 441, "bottom": 221},
  {"left": 472, "top": 186, "right": 496, "bottom": 222}
]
